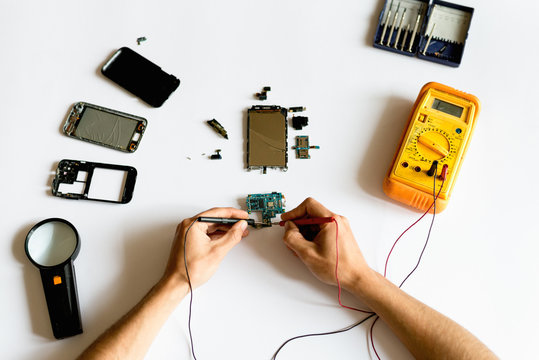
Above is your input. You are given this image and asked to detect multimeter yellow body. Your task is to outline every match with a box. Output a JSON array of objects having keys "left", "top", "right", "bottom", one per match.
[{"left": 383, "top": 82, "right": 480, "bottom": 213}]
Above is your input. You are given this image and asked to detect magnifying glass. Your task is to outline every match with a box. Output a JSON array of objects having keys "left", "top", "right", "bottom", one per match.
[{"left": 25, "top": 218, "right": 83, "bottom": 339}]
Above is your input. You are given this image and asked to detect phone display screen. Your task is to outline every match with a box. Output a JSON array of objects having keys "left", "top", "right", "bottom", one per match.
[
  {"left": 247, "top": 106, "right": 288, "bottom": 172},
  {"left": 101, "top": 47, "right": 180, "bottom": 107},
  {"left": 63, "top": 102, "right": 146, "bottom": 153},
  {"left": 75, "top": 107, "right": 138, "bottom": 146}
]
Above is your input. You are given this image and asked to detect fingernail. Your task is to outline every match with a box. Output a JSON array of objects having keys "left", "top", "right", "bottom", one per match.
[{"left": 239, "top": 220, "right": 248, "bottom": 231}]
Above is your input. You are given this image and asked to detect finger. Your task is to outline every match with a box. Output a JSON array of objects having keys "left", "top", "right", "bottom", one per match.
[
  {"left": 175, "top": 217, "right": 206, "bottom": 237},
  {"left": 283, "top": 221, "right": 315, "bottom": 257},
  {"left": 209, "top": 227, "right": 250, "bottom": 241},
  {"left": 214, "top": 220, "right": 248, "bottom": 254},
  {"left": 206, "top": 224, "right": 237, "bottom": 233},
  {"left": 208, "top": 230, "right": 226, "bottom": 240},
  {"left": 281, "top": 197, "right": 334, "bottom": 221},
  {"left": 285, "top": 244, "right": 299, "bottom": 257},
  {"left": 189, "top": 207, "right": 250, "bottom": 233}
]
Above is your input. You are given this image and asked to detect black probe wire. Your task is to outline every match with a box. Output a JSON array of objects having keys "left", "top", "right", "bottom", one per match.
[
  {"left": 184, "top": 218, "right": 200, "bottom": 360},
  {"left": 185, "top": 170, "right": 443, "bottom": 360},
  {"left": 271, "top": 313, "right": 377, "bottom": 360},
  {"left": 185, "top": 217, "right": 376, "bottom": 360},
  {"left": 399, "top": 164, "right": 442, "bottom": 288},
  {"left": 370, "top": 164, "right": 445, "bottom": 359}
]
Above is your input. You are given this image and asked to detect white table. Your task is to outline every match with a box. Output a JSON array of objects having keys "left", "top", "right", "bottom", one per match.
[{"left": 1, "top": 0, "right": 537, "bottom": 358}]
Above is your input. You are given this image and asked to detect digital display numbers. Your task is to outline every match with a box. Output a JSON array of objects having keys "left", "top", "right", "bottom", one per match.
[{"left": 432, "top": 98, "right": 463, "bottom": 118}]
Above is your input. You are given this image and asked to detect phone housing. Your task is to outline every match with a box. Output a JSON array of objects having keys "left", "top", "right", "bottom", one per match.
[{"left": 52, "top": 159, "right": 137, "bottom": 204}]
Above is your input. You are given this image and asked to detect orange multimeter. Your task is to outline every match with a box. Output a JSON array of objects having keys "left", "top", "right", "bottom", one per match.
[{"left": 383, "top": 82, "right": 480, "bottom": 212}]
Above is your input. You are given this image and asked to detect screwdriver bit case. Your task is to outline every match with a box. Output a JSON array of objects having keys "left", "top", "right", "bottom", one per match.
[{"left": 373, "top": 0, "right": 473, "bottom": 67}]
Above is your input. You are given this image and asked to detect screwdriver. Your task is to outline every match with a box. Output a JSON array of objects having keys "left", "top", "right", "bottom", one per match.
[
  {"left": 379, "top": 0, "right": 393, "bottom": 45},
  {"left": 387, "top": 2, "right": 401, "bottom": 46},
  {"left": 408, "top": 7, "right": 422, "bottom": 52}
]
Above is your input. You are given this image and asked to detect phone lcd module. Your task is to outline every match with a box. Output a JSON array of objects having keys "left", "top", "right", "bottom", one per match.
[
  {"left": 63, "top": 102, "right": 146, "bottom": 153},
  {"left": 247, "top": 105, "right": 288, "bottom": 173}
]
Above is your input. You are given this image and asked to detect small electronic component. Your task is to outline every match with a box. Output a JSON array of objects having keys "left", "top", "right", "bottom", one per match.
[
  {"left": 292, "top": 136, "right": 319, "bottom": 159},
  {"left": 291, "top": 116, "right": 309, "bottom": 130},
  {"left": 289, "top": 106, "right": 306, "bottom": 113},
  {"left": 210, "top": 149, "right": 222, "bottom": 160},
  {"left": 246, "top": 192, "right": 285, "bottom": 226},
  {"left": 255, "top": 86, "right": 271, "bottom": 100},
  {"left": 373, "top": 0, "right": 473, "bottom": 67},
  {"left": 383, "top": 82, "right": 480, "bottom": 212},
  {"left": 207, "top": 119, "right": 228, "bottom": 139},
  {"left": 63, "top": 102, "right": 146, "bottom": 153},
  {"left": 246, "top": 105, "right": 288, "bottom": 174},
  {"left": 52, "top": 159, "right": 137, "bottom": 204},
  {"left": 136, "top": 36, "right": 147, "bottom": 45}
]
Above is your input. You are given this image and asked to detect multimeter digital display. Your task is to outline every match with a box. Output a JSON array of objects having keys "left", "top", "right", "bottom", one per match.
[
  {"left": 432, "top": 99, "right": 464, "bottom": 117},
  {"left": 383, "top": 82, "right": 480, "bottom": 212}
]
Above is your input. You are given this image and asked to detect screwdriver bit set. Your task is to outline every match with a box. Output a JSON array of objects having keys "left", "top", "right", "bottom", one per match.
[{"left": 373, "top": 0, "right": 474, "bottom": 67}]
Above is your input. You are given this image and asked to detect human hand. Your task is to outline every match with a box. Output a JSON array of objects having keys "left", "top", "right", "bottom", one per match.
[
  {"left": 161, "top": 207, "right": 250, "bottom": 291},
  {"left": 281, "top": 198, "right": 371, "bottom": 291}
]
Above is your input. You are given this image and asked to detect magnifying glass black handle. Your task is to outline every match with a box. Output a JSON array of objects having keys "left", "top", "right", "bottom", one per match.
[{"left": 39, "top": 260, "right": 82, "bottom": 339}]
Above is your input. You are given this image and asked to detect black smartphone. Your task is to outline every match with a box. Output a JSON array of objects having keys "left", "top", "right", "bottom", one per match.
[{"left": 101, "top": 47, "right": 180, "bottom": 107}]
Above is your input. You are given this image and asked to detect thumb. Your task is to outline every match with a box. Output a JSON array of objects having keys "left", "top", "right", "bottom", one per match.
[
  {"left": 216, "top": 220, "right": 248, "bottom": 253},
  {"left": 283, "top": 221, "right": 314, "bottom": 258}
]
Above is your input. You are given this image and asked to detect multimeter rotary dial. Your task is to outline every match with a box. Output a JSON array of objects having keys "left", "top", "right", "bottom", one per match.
[
  {"left": 410, "top": 127, "right": 456, "bottom": 163},
  {"left": 417, "top": 131, "right": 450, "bottom": 160}
]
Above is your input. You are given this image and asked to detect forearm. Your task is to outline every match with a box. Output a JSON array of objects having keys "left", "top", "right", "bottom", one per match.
[
  {"left": 78, "top": 277, "right": 189, "bottom": 360},
  {"left": 349, "top": 270, "right": 497, "bottom": 360}
]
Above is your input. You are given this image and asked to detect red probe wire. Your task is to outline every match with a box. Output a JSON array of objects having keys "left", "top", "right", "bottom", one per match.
[
  {"left": 333, "top": 218, "right": 373, "bottom": 314},
  {"left": 384, "top": 165, "right": 448, "bottom": 278},
  {"left": 374, "top": 164, "right": 448, "bottom": 359},
  {"left": 281, "top": 217, "right": 371, "bottom": 313}
]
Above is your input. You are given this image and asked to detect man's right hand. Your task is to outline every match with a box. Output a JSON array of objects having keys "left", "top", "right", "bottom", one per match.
[{"left": 280, "top": 197, "right": 372, "bottom": 292}]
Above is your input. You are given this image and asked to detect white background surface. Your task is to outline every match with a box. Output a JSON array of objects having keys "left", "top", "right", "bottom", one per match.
[{"left": 1, "top": 0, "right": 538, "bottom": 359}]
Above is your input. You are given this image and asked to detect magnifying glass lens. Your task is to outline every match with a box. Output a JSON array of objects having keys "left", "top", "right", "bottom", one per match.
[
  {"left": 27, "top": 221, "right": 77, "bottom": 267},
  {"left": 25, "top": 218, "right": 83, "bottom": 339}
]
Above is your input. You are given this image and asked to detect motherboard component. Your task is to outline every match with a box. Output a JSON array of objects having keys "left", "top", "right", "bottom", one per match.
[
  {"left": 289, "top": 106, "right": 306, "bottom": 113},
  {"left": 255, "top": 86, "right": 271, "bottom": 100},
  {"left": 207, "top": 119, "right": 229, "bottom": 139},
  {"left": 210, "top": 149, "right": 222, "bottom": 160},
  {"left": 292, "top": 136, "right": 319, "bottom": 159},
  {"left": 246, "top": 192, "right": 285, "bottom": 226},
  {"left": 291, "top": 116, "right": 308, "bottom": 130}
]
